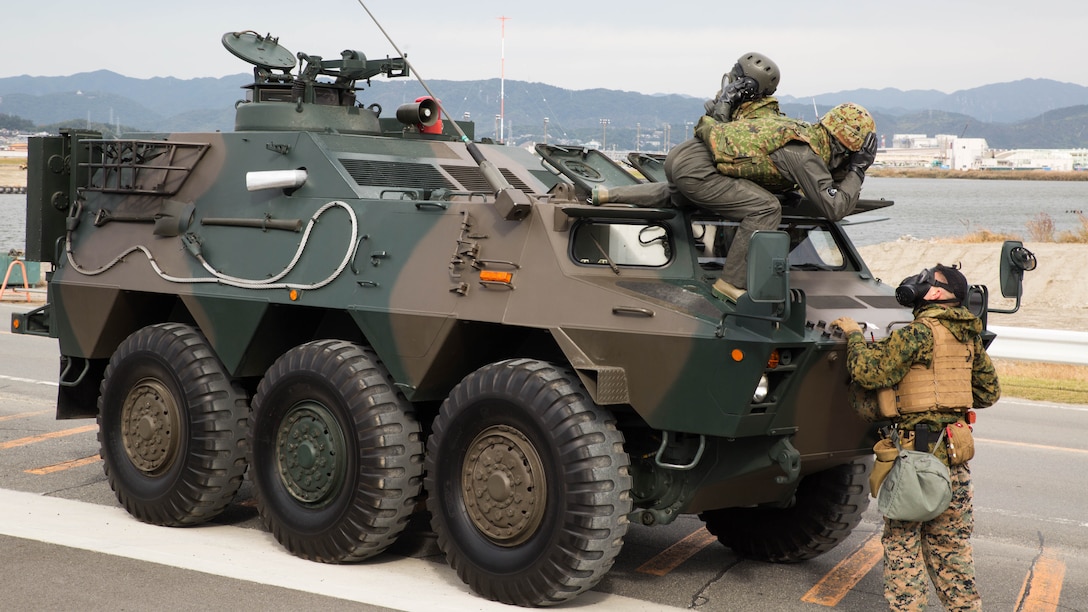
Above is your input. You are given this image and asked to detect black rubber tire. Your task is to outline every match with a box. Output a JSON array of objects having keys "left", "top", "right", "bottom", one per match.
[
  {"left": 97, "top": 323, "right": 249, "bottom": 526},
  {"left": 699, "top": 457, "right": 871, "bottom": 563},
  {"left": 425, "top": 358, "right": 632, "bottom": 607},
  {"left": 249, "top": 340, "right": 423, "bottom": 563}
]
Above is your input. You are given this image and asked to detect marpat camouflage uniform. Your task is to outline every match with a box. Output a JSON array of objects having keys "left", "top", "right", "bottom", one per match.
[{"left": 844, "top": 304, "right": 998, "bottom": 611}]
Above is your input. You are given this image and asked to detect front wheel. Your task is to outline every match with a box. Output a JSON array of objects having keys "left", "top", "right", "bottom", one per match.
[
  {"left": 426, "top": 359, "right": 632, "bottom": 607},
  {"left": 700, "top": 458, "right": 871, "bottom": 562},
  {"left": 249, "top": 340, "right": 423, "bottom": 563},
  {"left": 97, "top": 323, "right": 248, "bottom": 526}
]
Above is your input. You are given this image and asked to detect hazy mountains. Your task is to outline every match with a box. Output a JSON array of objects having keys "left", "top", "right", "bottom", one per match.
[{"left": 2, "top": 70, "right": 1087, "bottom": 149}]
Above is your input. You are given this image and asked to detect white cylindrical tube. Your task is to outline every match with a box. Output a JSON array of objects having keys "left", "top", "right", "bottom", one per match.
[{"left": 246, "top": 169, "right": 308, "bottom": 192}]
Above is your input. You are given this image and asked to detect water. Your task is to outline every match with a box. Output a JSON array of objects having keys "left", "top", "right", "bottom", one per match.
[
  {"left": 845, "top": 177, "right": 1088, "bottom": 246},
  {"left": 2, "top": 177, "right": 1087, "bottom": 252},
  {"left": 0, "top": 193, "right": 27, "bottom": 254}
]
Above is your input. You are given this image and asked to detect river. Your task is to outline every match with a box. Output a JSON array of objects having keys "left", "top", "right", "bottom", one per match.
[
  {"left": 2, "top": 176, "right": 1087, "bottom": 253},
  {"left": 845, "top": 177, "right": 1087, "bottom": 246}
]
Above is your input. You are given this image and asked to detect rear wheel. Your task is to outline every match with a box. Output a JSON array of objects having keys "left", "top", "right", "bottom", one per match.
[
  {"left": 426, "top": 359, "right": 632, "bottom": 607},
  {"left": 97, "top": 323, "right": 248, "bottom": 526},
  {"left": 249, "top": 340, "right": 423, "bottom": 562},
  {"left": 699, "top": 458, "right": 871, "bottom": 562}
]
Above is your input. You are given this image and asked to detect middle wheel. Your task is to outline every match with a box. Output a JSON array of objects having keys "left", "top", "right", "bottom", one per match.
[{"left": 249, "top": 340, "right": 423, "bottom": 563}]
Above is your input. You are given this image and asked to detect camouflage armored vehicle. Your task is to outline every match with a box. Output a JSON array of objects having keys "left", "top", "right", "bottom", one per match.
[{"left": 13, "top": 30, "right": 1035, "bottom": 607}]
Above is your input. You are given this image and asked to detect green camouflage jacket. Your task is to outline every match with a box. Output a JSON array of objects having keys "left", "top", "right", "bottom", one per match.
[
  {"left": 844, "top": 304, "right": 1000, "bottom": 430},
  {"left": 694, "top": 113, "right": 832, "bottom": 192},
  {"left": 732, "top": 97, "right": 783, "bottom": 120}
]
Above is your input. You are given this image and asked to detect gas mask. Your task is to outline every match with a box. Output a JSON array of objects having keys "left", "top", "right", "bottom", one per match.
[{"left": 895, "top": 267, "right": 959, "bottom": 308}]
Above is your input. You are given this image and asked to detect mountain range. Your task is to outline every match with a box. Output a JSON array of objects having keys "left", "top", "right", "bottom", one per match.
[{"left": 2, "top": 71, "right": 1087, "bottom": 150}]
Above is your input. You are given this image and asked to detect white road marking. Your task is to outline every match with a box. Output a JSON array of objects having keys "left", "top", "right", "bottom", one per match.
[
  {"left": 0, "top": 488, "right": 678, "bottom": 611},
  {"left": 0, "top": 374, "right": 57, "bottom": 386}
]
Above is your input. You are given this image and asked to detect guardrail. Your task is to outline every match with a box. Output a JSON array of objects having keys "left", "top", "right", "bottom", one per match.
[{"left": 988, "top": 326, "right": 1088, "bottom": 365}]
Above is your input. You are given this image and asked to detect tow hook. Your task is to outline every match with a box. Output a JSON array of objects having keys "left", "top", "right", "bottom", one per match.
[{"left": 769, "top": 437, "right": 801, "bottom": 484}]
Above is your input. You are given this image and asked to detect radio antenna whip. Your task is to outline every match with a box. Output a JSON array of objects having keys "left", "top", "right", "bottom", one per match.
[
  {"left": 354, "top": 1, "right": 532, "bottom": 220},
  {"left": 354, "top": 0, "right": 468, "bottom": 143}
]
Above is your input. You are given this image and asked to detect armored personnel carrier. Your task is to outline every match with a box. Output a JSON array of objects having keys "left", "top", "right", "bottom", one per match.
[{"left": 13, "top": 30, "right": 1035, "bottom": 607}]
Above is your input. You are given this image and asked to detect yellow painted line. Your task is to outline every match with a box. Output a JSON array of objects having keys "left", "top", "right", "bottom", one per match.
[
  {"left": 636, "top": 527, "right": 719, "bottom": 576},
  {"left": 802, "top": 532, "right": 883, "bottom": 606},
  {"left": 977, "top": 437, "right": 1088, "bottom": 456},
  {"left": 25, "top": 454, "right": 101, "bottom": 475},
  {"left": 0, "top": 424, "right": 97, "bottom": 450},
  {"left": 0, "top": 409, "right": 52, "bottom": 422},
  {"left": 1015, "top": 550, "right": 1066, "bottom": 612}
]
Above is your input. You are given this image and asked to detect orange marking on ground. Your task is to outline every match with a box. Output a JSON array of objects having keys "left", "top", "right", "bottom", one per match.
[
  {"left": 1015, "top": 551, "right": 1066, "bottom": 612},
  {"left": 635, "top": 527, "right": 718, "bottom": 576},
  {"left": 0, "top": 424, "right": 97, "bottom": 450},
  {"left": 802, "top": 532, "right": 883, "bottom": 607},
  {"left": 25, "top": 454, "right": 101, "bottom": 475},
  {"left": 0, "top": 409, "right": 52, "bottom": 422}
]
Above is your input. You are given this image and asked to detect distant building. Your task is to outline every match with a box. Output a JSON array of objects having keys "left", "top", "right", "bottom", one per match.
[
  {"left": 877, "top": 134, "right": 1086, "bottom": 171},
  {"left": 950, "top": 138, "right": 988, "bottom": 170},
  {"left": 980, "top": 149, "right": 1076, "bottom": 171}
]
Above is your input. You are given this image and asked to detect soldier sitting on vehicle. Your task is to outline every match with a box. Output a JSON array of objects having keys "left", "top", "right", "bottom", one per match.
[
  {"left": 591, "top": 55, "right": 878, "bottom": 303},
  {"left": 691, "top": 102, "right": 877, "bottom": 302}
]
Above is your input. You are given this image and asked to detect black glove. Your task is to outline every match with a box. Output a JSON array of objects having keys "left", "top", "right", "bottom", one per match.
[
  {"left": 848, "top": 132, "right": 878, "bottom": 178},
  {"left": 721, "top": 76, "right": 759, "bottom": 106}
]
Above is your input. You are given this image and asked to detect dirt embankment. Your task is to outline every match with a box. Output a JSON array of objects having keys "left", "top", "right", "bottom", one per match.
[
  {"left": 0, "top": 163, "right": 27, "bottom": 188},
  {"left": 857, "top": 240, "right": 1088, "bottom": 331}
]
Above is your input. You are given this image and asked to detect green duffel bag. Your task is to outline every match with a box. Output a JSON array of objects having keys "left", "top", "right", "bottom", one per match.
[{"left": 877, "top": 428, "right": 952, "bottom": 522}]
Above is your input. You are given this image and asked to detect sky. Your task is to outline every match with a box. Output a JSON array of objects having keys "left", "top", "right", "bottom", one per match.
[{"left": 3, "top": 0, "right": 1085, "bottom": 99}]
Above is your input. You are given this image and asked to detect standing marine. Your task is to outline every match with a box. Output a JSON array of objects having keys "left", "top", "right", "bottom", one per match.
[{"left": 831, "top": 264, "right": 999, "bottom": 611}]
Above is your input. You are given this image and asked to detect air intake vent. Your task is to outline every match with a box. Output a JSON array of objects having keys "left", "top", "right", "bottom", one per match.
[
  {"left": 339, "top": 159, "right": 454, "bottom": 190},
  {"left": 441, "top": 165, "right": 535, "bottom": 193}
]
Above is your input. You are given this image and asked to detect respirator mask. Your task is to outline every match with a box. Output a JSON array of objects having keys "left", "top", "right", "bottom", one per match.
[{"left": 895, "top": 267, "right": 960, "bottom": 308}]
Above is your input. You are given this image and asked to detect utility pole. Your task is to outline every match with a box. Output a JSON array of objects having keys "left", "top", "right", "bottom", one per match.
[
  {"left": 600, "top": 118, "right": 610, "bottom": 150},
  {"left": 636, "top": 122, "right": 641, "bottom": 152},
  {"left": 544, "top": 117, "right": 548, "bottom": 144},
  {"left": 498, "top": 16, "right": 510, "bottom": 144}
]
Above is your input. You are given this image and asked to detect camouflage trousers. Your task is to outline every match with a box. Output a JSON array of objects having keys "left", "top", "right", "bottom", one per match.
[{"left": 882, "top": 463, "right": 980, "bottom": 611}]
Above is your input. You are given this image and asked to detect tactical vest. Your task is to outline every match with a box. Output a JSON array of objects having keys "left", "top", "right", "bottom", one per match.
[
  {"left": 893, "top": 317, "right": 975, "bottom": 414},
  {"left": 694, "top": 114, "right": 833, "bottom": 192}
]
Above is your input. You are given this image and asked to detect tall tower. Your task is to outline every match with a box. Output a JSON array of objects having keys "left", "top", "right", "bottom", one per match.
[{"left": 498, "top": 16, "right": 509, "bottom": 144}]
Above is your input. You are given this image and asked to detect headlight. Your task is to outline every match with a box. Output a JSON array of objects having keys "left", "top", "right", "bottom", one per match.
[{"left": 752, "top": 375, "right": 769, "bottom": 403}]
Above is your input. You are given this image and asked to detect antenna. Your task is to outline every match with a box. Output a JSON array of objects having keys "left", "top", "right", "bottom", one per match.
[
  {"left": 498, "top": 16, "right": 510, "bottom": 144},
  {"left": 811, "top": 97, "right": 818, "bottom": 121}
]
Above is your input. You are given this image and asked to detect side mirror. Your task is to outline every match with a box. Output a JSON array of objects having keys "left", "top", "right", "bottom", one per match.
[
  {"left": 999, "top": 240, "right": 1037, "bottom": 299},
  {"left": 989, "top": 240, "right": 1037, "bottom": 315},
  {"left": 747, "top": 230, "right": 790, "bottom": 303}
]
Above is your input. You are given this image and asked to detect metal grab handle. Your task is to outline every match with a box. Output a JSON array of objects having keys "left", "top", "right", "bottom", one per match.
[
  {"left": 612, "top": 306, "right": 654, "bottom": 317},
  {"left": 653, "top": 431, "right": 706, "bottom": 471}
]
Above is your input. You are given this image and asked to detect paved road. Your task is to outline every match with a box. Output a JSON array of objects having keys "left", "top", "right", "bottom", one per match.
[{"left": 2, "top": 301, "right": 1086, "bottom": 610}]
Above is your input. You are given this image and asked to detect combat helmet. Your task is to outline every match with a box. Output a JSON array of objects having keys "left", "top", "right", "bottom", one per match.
[
  {"left": 732, "top": 52, "right": 780, "bottom": 96},
  {"left": 820, "top": 103, "right": 875, "bottom": 152}
]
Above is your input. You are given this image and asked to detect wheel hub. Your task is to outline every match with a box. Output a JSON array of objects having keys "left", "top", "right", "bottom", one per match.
[
  {"left": 275, "top": 401, "right": 346, "bottom": 505},
  {"left": 120, "top": 377, "right": 181, "bottom": 475},
  {"left": 462, "top": 424, "right": 546, "bottom": 546}
]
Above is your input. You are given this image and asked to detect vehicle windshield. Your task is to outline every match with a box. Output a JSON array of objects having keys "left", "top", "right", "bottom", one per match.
[
  {"left": 571, "top": 221, "right": 672, "bottom": 267},
  {"left": 691, "top": 216, "right": 849, "bottom": 272},
  {"left": 568, "top": 214, "right": 851, "bottom": 272}
]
